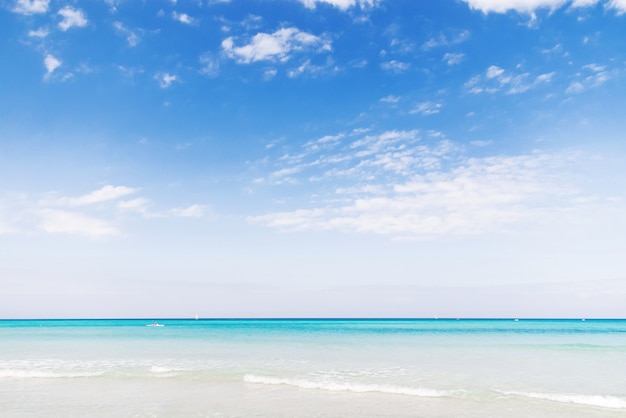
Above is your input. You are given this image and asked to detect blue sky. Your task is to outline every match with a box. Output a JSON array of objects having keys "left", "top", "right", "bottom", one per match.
[{"left": 1, "top": 0, "right": 625, "bottom": 318}]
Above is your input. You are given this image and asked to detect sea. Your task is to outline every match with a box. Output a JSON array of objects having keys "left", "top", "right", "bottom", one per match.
[{"left": 0, "top": 318, "right": 625, "bottom": 417}]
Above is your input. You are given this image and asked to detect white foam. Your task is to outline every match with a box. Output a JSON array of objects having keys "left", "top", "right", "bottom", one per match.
[
  {"left": 149, "top": 365, "right": 182, "bottom": 374},
  {"left": 243, "top": 374, "right": 458, "bottom": 398},
  {"left": 501, "top": 390, "right": 626, "bottom": 409}
]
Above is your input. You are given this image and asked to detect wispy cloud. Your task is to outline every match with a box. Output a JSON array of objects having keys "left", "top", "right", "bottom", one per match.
[
  {"left": 422, "top": 30, "right": 470, "bottom": 50},
  {"left": 298, "top": 0, "right": 380, "bottom": 10},
  {"left": 249, "top": 144, "right": 590, "bottom": 239},
  {"left": 255, "top": 129, "right": 454, "bottom": 188},
  {"left": 170, "top": 204, "right": 206, "bottom": 218},
  {"left": 443, "top": 52, "right": 465, "bottom": 65},
  {"left": 28, "top": 28, "right": 49, "bottom": 38},
  {"left": 113, "top": 22, "right": 140, "bottom": 47},
  {"left": 465, "top": 65, "right": 555, "bottom": 94},
  {"left": 1, "top": 185, "right": 209, "bottom": 238},
  {"left": 12, "top": 0, "right": 49, "bottom": 15},
  {"left": 245, "top": 125, "right": 618, "bottom": 240},
  {"left": 410, "top": 101, "right": 443, "bottom": 116},
  {"left": 58, "top": 6, "right": 88, "bottom": 31},
  {"left": 117, "top": 197, "right": 153, "bottom": 216},
  {"left": 41, "top": 185, "right": 138, "bottom": 207},
  {"left": 222, "top": 27, "right": 331, "bottom": 64},
  {"left": 380, "top": 95, "right": 401, "bottom": 104},
  {"left": 37, "top": 209, "right": 120, "bottom": 239},
  {"left": 199, "top": 53, "right": 220, "bottom": 77},
  {"left": 566, "top": 63, "right": 612, "bottom": 93},
  {"left": 287, "top": 58, "right": 336, "bottom": 78},
  {"left": 380, "top": 60, "right": 410, "bottom": 73}
]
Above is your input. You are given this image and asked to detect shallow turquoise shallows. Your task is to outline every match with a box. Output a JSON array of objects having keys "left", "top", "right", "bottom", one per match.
[{"left": 1, "top": 319, "right": 625, "bottom": 417}]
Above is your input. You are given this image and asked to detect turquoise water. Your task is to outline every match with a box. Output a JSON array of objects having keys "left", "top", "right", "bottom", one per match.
[{"left": 1, "top": 319, "right": 625, "bottom": 417}]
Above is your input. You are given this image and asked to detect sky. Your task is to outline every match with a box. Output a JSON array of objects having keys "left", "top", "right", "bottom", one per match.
[{"left": 1, "top": 0, "right": 625, "bottom": 318}]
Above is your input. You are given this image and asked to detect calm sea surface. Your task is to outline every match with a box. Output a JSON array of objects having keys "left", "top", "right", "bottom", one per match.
[{"left": 1, "top": 319, "right": 625, "bottom": 417}]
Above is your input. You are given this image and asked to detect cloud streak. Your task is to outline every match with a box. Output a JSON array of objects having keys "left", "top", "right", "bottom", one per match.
[
  {"left": 465, "top": 65, "right": 555, "bottom": 95},
  {"left": 43, "top": 185, "right": 139, "bottom": 207}
]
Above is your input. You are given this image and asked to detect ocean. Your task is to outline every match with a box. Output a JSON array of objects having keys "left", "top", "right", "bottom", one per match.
[{"left": 0, "top": 318, "right": 625, "bottom": 417}]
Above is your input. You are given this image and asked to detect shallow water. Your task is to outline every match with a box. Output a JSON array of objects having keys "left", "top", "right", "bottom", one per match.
[{"left": 1, "top": 319, "right": 625, "bottom": 417}]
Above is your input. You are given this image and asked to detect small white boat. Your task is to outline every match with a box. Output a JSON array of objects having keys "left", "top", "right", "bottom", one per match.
[{"left": 146, "top": 322, "right": 164, "bottom": 327}]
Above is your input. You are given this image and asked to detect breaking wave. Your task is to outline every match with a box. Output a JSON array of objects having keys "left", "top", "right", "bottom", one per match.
[
  {"left": 243, "top": 374, "right": 460, "bottom": 398},
  {"left": 501, "top": 390, "right": 626, "bottom": 409}
]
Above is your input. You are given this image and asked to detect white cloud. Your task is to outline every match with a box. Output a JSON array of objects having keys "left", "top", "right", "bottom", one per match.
[
  {"left": 172, "top": 11, "right": 194, "bottom": 24},
  {"left": 566, "top": 63, "right": 612, "bottom": 93},
  {"left": 28, "top": 28, "right": 49, "bottom": 38},
  {"left": 247, "top": 126, "right": 619, "bottom": 241},
  {"left": 422, "top": 30, "right": 470, "bottom": 50},
  {"left": 263, "top": 68, "right": 278, "bottom": 80},
  {"left": 607, "top": 0, "right": 626, "bottom": 14},
  {"left": 43, "top": 185, "right": 138, "bottom": 207},
  {"left": 443, "top": 52, "right": 465, "bottom": 65},
  {"left": 249, "top": 150, "right": 585, "bottom": 238},
  {"left": 38, "top": 209, "right": 119, "bottom": 238},
  {"left": 58, "top": 7, "right": 88, "bottom": 31},
  {"left": 461, "top": 0, "right": 613, "bottom": 14},
  {"left": 170, "top": 204, "right": 205, "bottom": 218},
  {"left": 466, "top": 65, "right": 554, "bottom": 94},
  {"left": 411, "top": 101, "right": 443, "bottom": 116},
  {"left": 287, "top": 58, "right": 334, "bottom": 78},
  {"left": 222, "top": 27, "right": 331, "bottom": 64},
  {"left": 565, "top": 81, "right": 585, "bottom": 94},
  {"left": 113, "top": 22, "right": 140, "bottom": 47},
  {"left": 486, "top": 65, "right": 505, "bottom": 78},
  {"left": 117, "top": 197, "right": 153, "bottom": 217},
  {"left": 2, "top": 185, "right": 208, "bottom": 240},
  {"left": 256, "top": 129, "right": 454, "bottom": 188},
  {"left": 571, "top": 0, "right": 600, "bottom": 5},
  {"left": 462, "top": 0, "right": 569, "bottom": 14},
  {"left": 380, "top": 95, "right": 401, "bottom": 103},
  {"left": 43, "top": 54, "right": 61, "bottom": 76},
  {"left": 298, "top": 0, "right": 379, "bottom": 10},
  {"left": 380, "top": 60, "right": 409, "bottom": 73},
  {"left": 155, "top": 72, "right": 178, "bottom": 88},
  {"left": 12, "top": 0, "right": 49, "bottom": 15}
]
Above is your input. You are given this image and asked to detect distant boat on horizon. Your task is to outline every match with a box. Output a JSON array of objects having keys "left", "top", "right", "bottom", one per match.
[{"left": 146, "top": 322, "right": 164, "bottom": 327}]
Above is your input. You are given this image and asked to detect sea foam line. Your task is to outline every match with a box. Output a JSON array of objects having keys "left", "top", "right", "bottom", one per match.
[
  {"left": 243, "top": 374, "right": 458, "bottom": 398},
  {"left": 500, "top": 390, "right": 626, "bottom": 409}
]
